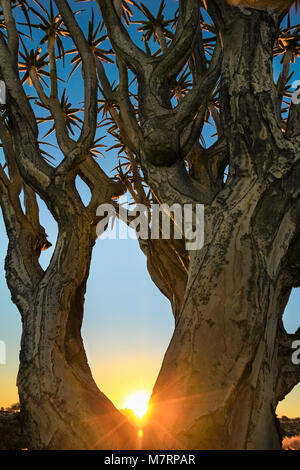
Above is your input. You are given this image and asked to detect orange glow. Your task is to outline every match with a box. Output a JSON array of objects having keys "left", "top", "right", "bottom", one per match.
[{"left": 226, "top": 0, "right": 294, "bottom": 9}]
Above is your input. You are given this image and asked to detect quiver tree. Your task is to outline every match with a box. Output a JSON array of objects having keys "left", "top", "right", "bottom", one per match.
[{"left": 0, "top": 0, "right": 299, "bottom": 450}]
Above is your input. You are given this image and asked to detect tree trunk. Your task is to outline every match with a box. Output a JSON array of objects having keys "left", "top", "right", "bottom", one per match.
[
  {"left": 146, "top": 196, "right": 285, "bottom": 449},
  {"left": 142, "top": 9, "right": 300, "bottom": 450},
  {"left": 6, "top": 207, "right": 135, "bottom": 449}
]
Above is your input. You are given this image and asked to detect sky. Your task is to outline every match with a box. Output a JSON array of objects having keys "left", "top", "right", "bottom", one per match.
[{"left": 0, "top": 0, "right": 299, "bottom": 419}]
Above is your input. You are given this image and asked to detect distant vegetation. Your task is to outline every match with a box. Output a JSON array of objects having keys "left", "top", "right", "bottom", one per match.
[{"left": 0, "top": 406, "right": 299, "bottom": 450}]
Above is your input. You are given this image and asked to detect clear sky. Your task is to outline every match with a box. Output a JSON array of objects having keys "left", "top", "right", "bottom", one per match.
[{"left": 0, "top": 0, "right": 299, "bottom": 419}]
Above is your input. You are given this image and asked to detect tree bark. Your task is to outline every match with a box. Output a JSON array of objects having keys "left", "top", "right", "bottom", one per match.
[
  {"left": 142, "top": 7, "right": 300, "bottom": 450},
  {"left": 145, "top": 198, "right": 285, "bottom": 449},
  {"left": 4, "top": 186, "right": 135, "bottom": 450}
]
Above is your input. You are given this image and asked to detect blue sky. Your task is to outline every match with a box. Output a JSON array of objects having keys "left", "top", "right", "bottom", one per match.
[{"left": 0, "top": 0, "right": 299, "bottom": 417}]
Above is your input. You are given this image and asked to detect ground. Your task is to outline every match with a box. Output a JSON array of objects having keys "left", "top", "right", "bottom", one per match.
[
  {"left": 0, "top": 410, "right": 25, "bottom": 450},
  {"left": 0, "top": 407, "right": 299, "bottom": 450}
]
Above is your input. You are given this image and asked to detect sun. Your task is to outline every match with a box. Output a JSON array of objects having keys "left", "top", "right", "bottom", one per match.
[{"left": 123, "top": 391, "right": 151, "bottom": 419}]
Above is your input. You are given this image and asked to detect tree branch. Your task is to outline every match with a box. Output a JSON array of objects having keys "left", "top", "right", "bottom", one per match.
[
  {"left": 174, "top": 38, "right": 222, "bottom": 129},
  {"left": 55, "top": 0, "right": 98, "bottom": 153},
  {"left": 97, "top": 0, "right": 150, "bottom": 76},
  {"left": 0, "top": 37, "right": 53, "bottom": 193},
  {"left": 116, "top": 58, "right": 141, "bottom": 153},
  {"left": 152, "top": 0, "right": 202, "bottom": 83},
  {"left": 79, "top": 156, "right": 125, "bottom": 216},
  {"left": 0, "top": 0, "right": 19, "bottom": 67}
]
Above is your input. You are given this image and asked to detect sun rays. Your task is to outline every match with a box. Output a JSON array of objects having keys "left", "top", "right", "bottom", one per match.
[{"left": 123, "top": 390, "right": 151, "bottom": 419}]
